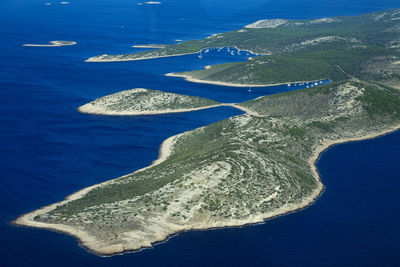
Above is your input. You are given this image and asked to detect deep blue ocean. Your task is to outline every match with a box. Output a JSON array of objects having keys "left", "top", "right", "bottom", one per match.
[{"left": 1, "top": 0, "right": 400, "bottom": 266}]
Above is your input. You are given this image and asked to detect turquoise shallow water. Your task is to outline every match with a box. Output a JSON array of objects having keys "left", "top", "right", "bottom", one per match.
[{"left": 1, "top": 0, "right": 400, "bottom": 265}]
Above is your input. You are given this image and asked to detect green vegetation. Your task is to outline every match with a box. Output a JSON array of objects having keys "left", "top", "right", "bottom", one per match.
[
  {"left": 20, "top": 9, "right": 400, "bottom": 255},
  {"left": 287, "top": 127, "right": 307, "bottom": 140},
  {"left": 174, "top": 46, "right": 399, "bottom": 85},
  {"left": 88, "top": 9, "right": 400, "bottom": 87},
  {"left": 37, "top": 79, "right": 400, "bottom": 254},
  {"left": 357, "top": 83, "right": 400, "bottom": 118},
  {"left": 175, "top": 53, "right": 346, "bottom": 84},
  {"left": 309, "top": 121, "right": 335, "bottom": 132},
  {"left": 79, "top": 88, "right": 219, "bottom": 115}
]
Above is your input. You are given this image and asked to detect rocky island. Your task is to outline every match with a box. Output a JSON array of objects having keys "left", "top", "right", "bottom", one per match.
[
  {"left": 14, "top": 9, "right": 400, "bottom": 256},
  {"left": 78, "top": 88, "right": 221, "bottom": 115},
  {"left": 23, "top": 41, "right": 77, "bottom": 47}
]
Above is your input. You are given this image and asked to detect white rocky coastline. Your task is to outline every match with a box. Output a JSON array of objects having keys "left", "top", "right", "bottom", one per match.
[
  {"left": 165, "top": 72, "right": 328, "bottom": 88},
  {"left": 14, "top": 118, "right": 400, "bottom": 255},
  {"left": 77, "top": 88, "right": 220, "bottom": 115}
]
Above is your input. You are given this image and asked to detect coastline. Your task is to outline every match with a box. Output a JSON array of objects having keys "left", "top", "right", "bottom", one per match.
[
  {"left": 85, "top": 50, "right": 202, "bottom": 62},
  {"left": 308, "top": 123, "right": 400, "bottom": 184},
  {"left": 132, "top": 44, "right": 166, "bottom": 49},
  {"left": 77, "top": 103, "right": 225, "bottom": 116},
  {"left": 85, "top": 46, "right": 259, "bottom": 63},
  {"left": 165, "top": 72, "right": 329, "bottom": 88},
  {"left": 8, "top": 6, "right": 400, "bottom": 262},
  {"left": 12, "top": 132, "right": 184, "bottom": 256},
  {"left": 78, "top": 102, "right": 265, "bottom": 117},
  {"left": 13, "top": 97, "right": 400, "bottom": 256},
  {"left": 231, "top": 45, "right": 265, "bottom": 57}
]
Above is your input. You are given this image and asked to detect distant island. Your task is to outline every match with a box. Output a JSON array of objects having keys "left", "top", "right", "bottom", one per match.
[
  {"left": 23, "top": 41, "right": 77, "bottom": 47},
  {"left": 14, "top": 9, "right": 400, "bottom": 256}
]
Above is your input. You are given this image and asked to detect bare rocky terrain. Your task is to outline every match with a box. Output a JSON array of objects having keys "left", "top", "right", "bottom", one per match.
[
  {"left": 16, "top": 78, "right": 400, "bottom": 255},
  {"left": 14, "top": 9, "right": 400, "bottom": 256},
  {"left": 78, "top": 88, "right": 219, "bottom": 115}
]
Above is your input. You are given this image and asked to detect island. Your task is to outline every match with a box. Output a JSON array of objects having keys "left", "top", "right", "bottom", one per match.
[
  {"left": 14, "top": 9, "right": 400, "bottom": 256},
  {"left": 85, "top": 9, "right": 400, "bottom": 89},
  {"left": 78, "top": 88, "right": 221, "bottom": 115},
  {"left": 23, "top": 41, "right": 77, "bottom": 47}
]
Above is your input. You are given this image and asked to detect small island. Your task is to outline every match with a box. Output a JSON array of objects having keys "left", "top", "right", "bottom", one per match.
[
  {"left": 132, "top": 44, "right": 166, "bottom": 49},
  {"left": 14, "top": 9, "right": 400, "bottom": 256},
  {"left": 23, "top": 41, "right": 77, "bottom": 47},
  {"left": 78, "top": 88, "right": 221, "bottom": 115}
]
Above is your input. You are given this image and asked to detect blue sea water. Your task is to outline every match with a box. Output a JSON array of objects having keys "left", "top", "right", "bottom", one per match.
[{"left": 1, "top": 0, "right": 400, "bottom": 265}]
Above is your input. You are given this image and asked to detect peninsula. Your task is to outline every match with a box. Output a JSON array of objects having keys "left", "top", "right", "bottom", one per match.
[
  {"left": 14, "top": 9, "right": 400, "bottom": 256},
  {"left": 132, "top": 44, "right": 166, "bottom": 49}
]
